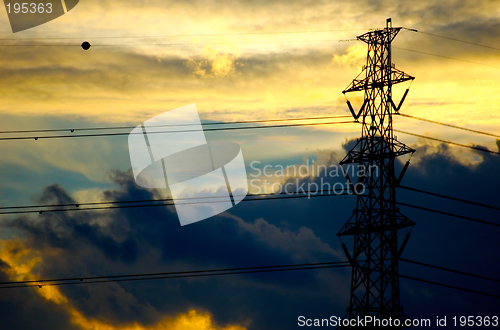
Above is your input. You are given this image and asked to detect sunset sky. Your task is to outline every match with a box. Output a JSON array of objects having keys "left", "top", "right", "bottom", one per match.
[{"left": 0, "top": 0, "right": 499, "bottom": 329}]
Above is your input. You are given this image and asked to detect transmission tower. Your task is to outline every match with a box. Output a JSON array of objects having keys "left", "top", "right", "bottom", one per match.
[{"left": 338, "top": 18, "right": 415, "bottom": 327}]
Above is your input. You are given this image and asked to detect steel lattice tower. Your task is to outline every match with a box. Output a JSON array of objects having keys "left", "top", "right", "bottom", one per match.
[{"left": 338, "top": 19, "right": 415, "bottom": 327}]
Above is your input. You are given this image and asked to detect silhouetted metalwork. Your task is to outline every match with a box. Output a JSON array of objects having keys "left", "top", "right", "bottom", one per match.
[{"left": 339, "top": 18, "right": 415, "bottom": 328}]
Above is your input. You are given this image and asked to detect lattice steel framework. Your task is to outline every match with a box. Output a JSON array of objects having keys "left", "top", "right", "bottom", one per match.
[{"left": 338, "top": 19, "right": 415, "bottom": 327}]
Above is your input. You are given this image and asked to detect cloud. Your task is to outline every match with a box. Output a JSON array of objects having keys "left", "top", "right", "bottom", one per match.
[
  {"left": 331, "top": 44, "right": 366, "bottom": 69},
  {"left": 230, "top": 214, "right": 342, "bottom": 261},
  {"left": 186, "top": 44, "right": 241, "bottom": 78},
  {"left": 2, "top": 0, "right": 500, "bottom": 328},
  {"left": 1, "top": 169, "right": 349, "bottom": 329},
  {"left": 0, "top": 237, "right": 247, "bottom": 330},
  {"left": 2, "top": 138, "right": 500, "bottom": 328},
  {"left": 70, "top": 309, "right": 247, "bottom": 330}
]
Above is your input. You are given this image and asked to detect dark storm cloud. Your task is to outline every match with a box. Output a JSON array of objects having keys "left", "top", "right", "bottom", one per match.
[
  {"left": 2, "top": 169, "right": 347, "bottom": 328},
  {"left": 235, "top": 137, "right": 500, "bottom": 321},
  {"left": 1, "top": 137, "right": 500, "bottom": 328},
  {"left": 32, "top": 183, "right": 80, "bottom": 205},
  {"left": 0, "top": 258, "right": 10, "bottom": 271},
  {"left": 396, "top": 141, "right": 500, "bottom": 317},
  {"left": 0, "top": 266, "right": 80, "bottom": 330}
]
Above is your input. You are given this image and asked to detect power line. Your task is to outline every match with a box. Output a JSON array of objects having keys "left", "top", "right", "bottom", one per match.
[
  {"left": 395, "top": 129, "right": 500, "bottom": 156},
  {"left": 3, "top": 29, "right": 495, "bottom": 50},
  {"left": 0, "top": 29, "right": 366, "bottom": 41},
  {"left": 398, "top": 113, "right": 500, "bottom": 139},
  {"left": 2, "top": 188, "right": 346, "bottom": 211},
  {"left": 0, "top": 261, "right": 351, "bottom": 289},
  {"left": 1, "top": 207, "right": 495, "bottom": 299},
  {"left": 415, "top": 30, "right": 500, "bottom": 52},
  {"left": 354, "top": 260, "right": 500, "bottom": 299},
  {"left": 396, "top": 201, "right": 500, "bottom": 227},
  {"left": 0, "top": 192, "right": 268, "bottom": 211},
  {"left": 4, "top": 120, "right": 496, "bottom": 159},
  {"left": 393, "top": 46, "right": 500, "bottom": 69},
  {"left": 5, "top": 184, "right": 497, "bottom": 214},
  {"left": 398, "top": 185, "right": 500, "bottom": 212},
  {"left": 3, "top": 187, "right": 499, "bottom": 228},
  {"left": 400, "top": 274, "right": 500, "bottom": 299},
  {"left": 0, "top": 39, "right": 354, "bottom": 47},
  {"left": 3, "top": 183, "right": 496, "bottom": 220},
  {"left": 0, "top": 120, "right": 356, "bottom": 141},
  {"left": 0, "top": 194, "right": 203, "bottom": 210},
  {"left": 2, "top": 263, "right": 497, "bottom": 301},
  {"left": 4, "top": 40, "right": 494, "bottom": 73},
  {"left": 400, "top": 258, "right": 500, "bottom": 284},
  {"left": 0, "top": 191, "right": 352, "bottom": 216},
  {"left": 0, "top": 115, "right": 352, "bottom": 135}
]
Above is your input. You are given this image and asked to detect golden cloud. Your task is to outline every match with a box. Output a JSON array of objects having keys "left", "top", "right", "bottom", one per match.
[
  {"left": 0, "top": 239, "right": 247, "bottom": 330},
  {"left": 186, "top": 43, "right": 241, "bottom": 78},
  {"left": 69, "top": 309, "right": 247, "bottom": 330},
  {"left": 331, "top": 44, "right": 366, "bottom": 70},
  {"left": 0, "top": 239, "right": 67, "bottom": 304}
]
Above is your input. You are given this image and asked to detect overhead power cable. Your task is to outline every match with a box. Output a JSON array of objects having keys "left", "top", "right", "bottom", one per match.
[
  {"left": 2, "top": 35, "right": 494, "bottom": 71},
  {"left": 393, "top": 46, "right": 500, "bottom": 69},
  {"left": 396, "top": 201, "right": 500, "bottom": 227},
  {"left": 0, "top": 115, "right": 352, "bottom": 135},
  {"left": 0, "top": 261, "right": 351, "bottom": 289},
  {"left": 0, "top": 192, "right": 272, "bottom": 211},
  {"left": 2, "top": 258, "right": 498, "bottom": 300},
  {"left": 400, "top": 258, "right": 500, "bottom": 284},
  {"left": 400, "top": 275, "right": 500, "bottom": 299},
  {"left": 2, "top": 188, "right": 499, "bottom": 228},
  {"left": 415, "top": 30, "right": 500, "bottom": 52},
  {"left": 3, "top": 120, "right": 497, "bottom": 159},
  {"left": 0, "top": 120, "right": 356, "bottom": 141},
  {"left": 398, "top": 185, "right": 500, "bottom": 212},
  {"left": 355, "top": 260, "right": 500, "bottom": 299},
  {"left": 0, "top": 188, "right": 351, "bottom": 211},
  {"left": 0, "top": 29, "right": 366, "bottom": 41},
  {"left": 0, "top": 39, "right": 354, "bottom": 47},
  {"left": 0, "top": 191, "right": 353, "bottom": 215},
  {"left": 398, "top": 113, "right": 500, "bottom": 139},
  {"left": 1, "top": 29, "right": 495, "bottom": 50},
  {"left": 5, "top": 184, "right": 498, "bottom": 214},
  {"left": 395, "top": 129, "right": 500, "bottom": 156}
]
